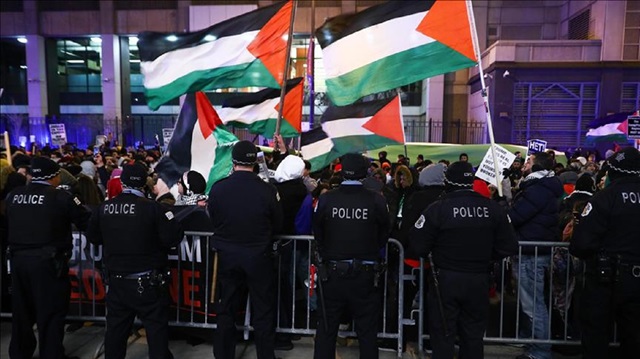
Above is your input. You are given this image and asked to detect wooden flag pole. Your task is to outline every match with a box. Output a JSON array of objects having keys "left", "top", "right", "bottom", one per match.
[
  {"left": 273, "top": 0, "right": 298, "bottom": 146},
  {"left": 466, "top": 0, "right": 503, "bottom": 197}
]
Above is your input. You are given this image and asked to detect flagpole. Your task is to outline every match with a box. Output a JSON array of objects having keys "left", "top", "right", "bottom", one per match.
[
  {"left": 274, "top": 0, "right": 298, "bottom": 147},
  {"left": 466, "top": 0, "right": 503, "bottom": 197},
  {"left": 396, "top": 89, "right": 409, "bottom": 161},
  {"left": 308, "top": 0, "right": 316, "bottom": 129}
]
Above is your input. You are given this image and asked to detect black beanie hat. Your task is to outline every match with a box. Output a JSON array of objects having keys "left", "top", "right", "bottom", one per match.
[
  {"left": 445, "top": 161, "right": 474, "bottom": 187},
  {"left": 607, "top": 147, "right": 640, "bottom": 176},
  {"left": 232, "top": 140, "right": 257, "bottom": 166},
  {"left": 341, "top": 153, "right": 368, "bottom": 180},
  {"left": 30, "top": 156, "right": 61, "bottom": 181},
  {"left": 575, "top": 174, "right": 596, "bottom": 193},
  {"left": 182, "top": 170, "right": 207, "bottom": 195},
  {"left": 121, "top": 163, "right": 147, "bottom": 189}
]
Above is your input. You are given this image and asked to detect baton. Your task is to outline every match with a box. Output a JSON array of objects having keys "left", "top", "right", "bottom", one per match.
[
  {"left": 428, "top": 253, "right": 449, "bottom": 337},
  {"left": 210, "top": 251, "right": 219, "bottom": 304}
]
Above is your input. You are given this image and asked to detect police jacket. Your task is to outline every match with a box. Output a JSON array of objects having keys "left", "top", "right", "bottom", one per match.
[
  {"left": 508, "top": 172, "right": 563, "bottom": 254},
  {"left": 409, "top": 189, "right": 518, "bottom": 273},
  {"left": 570, "top": 176, "right": 640, "bottom": 262},
  {"left": 86, "top": 189, "right": 182, "bottom": 273},
  {"left": 313, "top": 182, "right": 390, "bottom": 261},
  {"left": 7, "top": 181, "right": 91, "bottom": 251},
  {"left": 207, "top": 170, "right": 283, "bottom": 250}
]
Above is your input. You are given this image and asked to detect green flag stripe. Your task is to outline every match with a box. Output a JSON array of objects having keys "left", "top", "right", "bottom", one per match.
[
  {"left": 325, "top": 42, "right": 476, "bottom": 106},
  {"left": 227, "top": 118, "right": 299, "bottom": 138},
  {"left": 144, "top": 61, "right": 279, "bottom": 110}
]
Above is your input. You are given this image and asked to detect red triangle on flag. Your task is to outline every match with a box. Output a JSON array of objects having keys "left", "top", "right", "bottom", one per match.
[
  {"left": 247, "top": 1, "right": 292, "bottom": 86},
  {"left": 362, "top": 96, "right": 405, "bottom": 144},
  {"left": 417, "top": 0, "right": 477, "bottom": 62},
  {"left": 274, "top": 80, "right": 304, "bottom": 133},
  {"left": 195, "top": 92, "right": 222, "bottom": 139}
]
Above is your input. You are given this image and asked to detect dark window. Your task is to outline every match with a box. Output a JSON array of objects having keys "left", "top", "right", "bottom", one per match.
[
  {"left": 115, "top": 0, "right": 176, "bottom": 10},
  {"left": 0, "top": 39, "right": 27, "bottom": 105},
  {"left": 38, "top": 0, "right": 99, "bottom": 11},
  {"left": 56, "top": 38, "right": 102, "bottom": 104},
  {"left": 569, "top": 9, "right": 591, "bottom": 40},
  {"left": 1, "top": 0, "right": 23, "bottom": 12}
]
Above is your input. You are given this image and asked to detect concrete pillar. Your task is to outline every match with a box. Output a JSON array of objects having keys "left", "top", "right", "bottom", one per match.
[
  {"left": 25, "top": 35, "right": 48, "bottom": 118},
  {"left": 423, "top": 75, "right": 445, "bottom": 142},
  {"left": 101, "top": 34, "right": 122, "bottom": 138}
]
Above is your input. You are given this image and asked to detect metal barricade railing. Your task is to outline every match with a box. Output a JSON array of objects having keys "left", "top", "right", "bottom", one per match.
[
  {"left": 415, "top": 241, "right": 618, "bottom": 354},
  {"left": 0, "top": 232, "right": 409, "bottom": 358}
]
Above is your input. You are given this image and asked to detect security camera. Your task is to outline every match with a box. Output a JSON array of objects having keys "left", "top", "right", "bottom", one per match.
[{"left": 503, "top": 70, "right": 510, "bottom": 78}]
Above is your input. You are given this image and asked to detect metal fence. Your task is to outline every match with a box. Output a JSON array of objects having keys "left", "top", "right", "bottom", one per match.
[{"left": 1, "top": 234, "right": 615, "bottom": 358}]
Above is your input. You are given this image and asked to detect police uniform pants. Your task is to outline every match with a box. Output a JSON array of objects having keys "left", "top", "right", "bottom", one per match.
[
  {"left": 427, "top": 269, "right": 489, "bottom": 359},
  {"left": 314, "top": 269, "right": 380, "bottom": 359},
  {"left": 580, "top": 271, "right": 640, "bottom": 359},
  {"left": 214, "top": 247, "right": 276, "bottom": 359},
  {"left": 9, "top": 255, "right": 70, "bottom": 359},
  {"left": 105, "top": 277, "right": 172, "bottom": 359}
]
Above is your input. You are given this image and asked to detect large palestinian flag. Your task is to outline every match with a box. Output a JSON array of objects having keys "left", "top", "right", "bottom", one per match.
[
  {"left": 138, "top": 1, "right": 292, "bottom": 110},
  {"left": 218, "top": 78, "right": 304, "bottom": 138},
  {"left": 300, "top": 95, "right": 404, "bottom": 171},
  {"left": 316, "top": 0, "right": 477, "bottom": 106},
  {"left": 155, "top": 92, "right": 238, "bottom": 193}
]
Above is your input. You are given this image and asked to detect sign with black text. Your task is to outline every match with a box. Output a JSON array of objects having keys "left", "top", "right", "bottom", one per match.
[
  {"left": 627, "top": 116, "right": 640, "bottom": 140},
  {"left": 49, "top": 123, "right": 67, "bottom": 146},
  {"left": 475, "top": 144, "right": 516, "bottom": 186}
]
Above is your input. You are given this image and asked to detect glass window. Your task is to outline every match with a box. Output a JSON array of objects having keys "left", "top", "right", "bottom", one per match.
[
  {"left": 56, "top": 38, "right": 102, "bottom": 97},
  {"left": 0, "top": 38, "right": 27, "bottom": 106}
]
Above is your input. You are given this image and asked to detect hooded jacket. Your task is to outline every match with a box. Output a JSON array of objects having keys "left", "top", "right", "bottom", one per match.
[{"left": 509, "top": 171, "right": 563, "bottom": 254}]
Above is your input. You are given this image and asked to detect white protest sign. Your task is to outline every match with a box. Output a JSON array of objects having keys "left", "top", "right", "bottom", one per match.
[
  {"left": 49, "top": 123, "right": 67, "bottom": 146},
  {"left": 162, "top": 128, "right": 174, "bottom": 147},
  {"left": 475, "top": 144, "right": 516, "bottom": 186}
]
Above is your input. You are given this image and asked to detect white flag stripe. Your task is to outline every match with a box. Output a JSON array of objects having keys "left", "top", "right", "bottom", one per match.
[
  {"left": 301, "top": 137, "right": 334, "bottom": 160},
  {"left": 321, "top": 117, "right": 373, "bottom": 138},
  {"left": 141, "top": 31, "right": 259, "bottom": 89},
  {"left": 322, "top": 12, "right": 433, "bottom": 78},
  {"left": 586, "top": 123, "right": 624, "bottom": 136},
  {"left": 190, "top": 123, "right": 217, "bottom": 182},
  {"left": 215, "top": 98, "right": 279, "bottom": 125}
]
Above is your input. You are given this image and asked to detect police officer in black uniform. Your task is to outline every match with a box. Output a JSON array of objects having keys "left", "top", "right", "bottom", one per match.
[
  {"left": 408, "top": 161, "right": 518, "bottom": 359},
  {"left": 312, "top": 153, "right": 390, "bottom": 359},
  {"left": 86, "top": 162, "right": 182, "bottom": 359},
  {"left": 207, "top": 140, "right": 283, "bottom": 359},
  {"left": 6, "top": 156, "right": 92, "bottom": 359},
  {"left": 570, "top": 147, "right": 640, "bottom": 359}
]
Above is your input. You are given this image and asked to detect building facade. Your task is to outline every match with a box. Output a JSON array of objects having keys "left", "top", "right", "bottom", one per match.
[{"left": 0, "top": 0, "right": 638, "bottom": 150}]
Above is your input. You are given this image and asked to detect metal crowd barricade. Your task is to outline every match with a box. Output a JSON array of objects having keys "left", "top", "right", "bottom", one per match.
[
  {"left": 415, "top": 241, "right": 618, "bottom": 354},
  {"left": 0, "top": 232, "right": 409, "bottom": 358}
]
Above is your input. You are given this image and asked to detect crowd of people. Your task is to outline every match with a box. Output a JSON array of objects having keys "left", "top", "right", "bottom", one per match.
[{"left": 1, "top": 138, "right": 639, "bottom": 359}]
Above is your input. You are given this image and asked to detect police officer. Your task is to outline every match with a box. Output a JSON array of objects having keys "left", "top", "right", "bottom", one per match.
[
  {"left": 86, "top": 162, "right": 182, "bottom": 359},
  {"left": 6, "top": 156, "right": 92, "bottom": 359},
  {"left": 312, "top": 153, "right": 390, "bottom": 359},
  {"left": 408, "top": 161, "right": 518, "bottom": 359},
  {"left": 570, "top": 147, "right": 640, "bottom": 359},
  {"left": 207, "top": 140, "right": 283, "bottom": 359}
]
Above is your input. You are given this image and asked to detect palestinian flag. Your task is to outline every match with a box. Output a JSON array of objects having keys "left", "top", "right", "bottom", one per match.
[
  {"left": 300, "top": 127, "right": 339, "bottom": 172},
  {"left": 321, "top": 95, "right": 405, "bottom": 156},
  {"left": 218, "top": 78, "right": 304, "bottom": 138},
  {"left": 316, "top": 0, "right": 477, "bottom": 106},
  {"left": 138, "top": 1, "right": 292, "bottom": 110},
  {"left": 155, "top": 92, "right": 238, "bottom": 193},
  {"left": 585, "top": 111, "right": 634, "bottom": 145}
]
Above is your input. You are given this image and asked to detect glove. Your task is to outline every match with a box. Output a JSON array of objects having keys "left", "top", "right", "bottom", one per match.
[{"left": 502, "top": 168, "right": 512, "bottom": 177}]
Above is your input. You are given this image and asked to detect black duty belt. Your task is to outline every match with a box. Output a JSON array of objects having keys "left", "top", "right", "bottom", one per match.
[
  {"left": 111, "top": 270, "right": 154, "bottom": 280},
  {"left": 327, "top": 259, "right": 380, "bottom": 273},
  {"left": 619, "top": 263, "right": 640, "bottom": 278}
]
